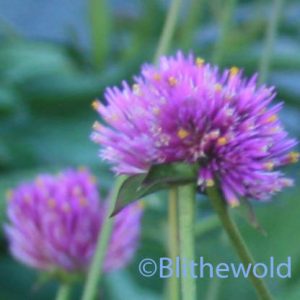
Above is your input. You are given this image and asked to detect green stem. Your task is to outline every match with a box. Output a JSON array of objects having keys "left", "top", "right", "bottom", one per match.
[
  {"left": 166, "top": 187, "right": 180, "bottom": 300},
  {"left": 259, "top": 0, "right": 284, "bottom": 83},
  {"left": 205, "top": 277, "right": 221, "bottom": 300},
  {"left": 154, "top": 0, "right": 182, "bottom": 63},
  {"left": 212, "top": 0, "right": 237, "bottom": 64},
  {"left": 81, "top": 176, "right": 126, "bottom": 300},
  {"left": 89, "top": 0, "right": 111, "bottom": 68},
  {"left": 178, "top": 183, "right": 196, "bottom": 300},
  {"left": 55, "top": 283, "right": 71, "bottom": 300},
  {"left": 179, "top": 0, "right": 204, "bottom": 50},
  {"left": 206, "top": 186, "right": 273, "bottom": 300}
]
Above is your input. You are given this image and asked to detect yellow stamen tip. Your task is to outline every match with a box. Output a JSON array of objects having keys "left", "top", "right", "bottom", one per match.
[
  {"left": 264, "top": 162, "right": 274, "bottom": 171},
  {"left": 133, "top": 84, "right": 143, "bottom": 96},
  {"left": 217, "top": 137, "right": 228, "bottom": 146},
  {"left": 214, "top": 83, "right": 222, "bottom": 92},
  {"left": 35, "top": 178, "right": 44, "bottom": 187},
  {"left": 206, "top": 179, "right": 215, "bottom": 187},
  {"left": 177, "top": 128, "right": 190, "bottom": 139},
  {"left": 288, "top": 152, "right": 300, "bottom": 163},
  {"left": 78, "top": 166, "right": 87, "bottom": 172},
  {"left": 168, "top": 76, "right": 177, "bottom": 87},
  {"left": 73, "top": 186, "right": 82, "bottom": 196},
  {"left": 62, "top": 203, "right": 71, "bottom": 212},
  {"left": 92, "top": 100, "right": 101, "bottom": 110},
  {"left": 6, "top": 190, "right": 13, "bottom": 201},
  {"left": 79, "top": 197, "right": 88, "bottom": 206},
  {"left": 92, "top": 121, "right": 102, "bottom": 131},
  {"left": 196, "top": 57, "right": 205, "bottom": 66},
  {"left": 153, "top": 73, "right": 161, "bottom": 81},
  {"left": 48, "top": 198, "right": 56, "bottom": 208},
  {"left": 152, "top": 107, "right": 160, "bottom": 115},
  {"left": 230, "top": 200, "right": 240, "bottom": 208},
  {"left": 266, "top": 114, "right": 277, "bottom": 123},
  {"left": 230, "top": 66, "right": 239, "bottom": 77},
  {"left": 24, "top": 194, "right": 32, "bottom": 203},
  {"left": 89, "top": 176, "right": 97, "bottom": 184}
]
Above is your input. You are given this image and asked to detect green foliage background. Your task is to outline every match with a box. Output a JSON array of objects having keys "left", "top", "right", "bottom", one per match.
[{"left": 0, "top": 0, "right": 300, "bottom": 299}]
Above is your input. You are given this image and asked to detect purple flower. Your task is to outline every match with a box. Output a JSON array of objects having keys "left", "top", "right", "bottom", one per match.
[
  {"left": 91, "top": 52, "right": 298, "bottom": 206},
  {"left": 4, "top": 168, "right": 142, "bottom": 273}
]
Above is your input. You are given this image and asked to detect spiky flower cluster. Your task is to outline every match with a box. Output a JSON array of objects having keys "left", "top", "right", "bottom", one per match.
[
  {"left": 91, "top": 52, "right": 298, "bottom": 206},
  {"left": 4, "top": 168, "right": 142, "bottom": 273}
]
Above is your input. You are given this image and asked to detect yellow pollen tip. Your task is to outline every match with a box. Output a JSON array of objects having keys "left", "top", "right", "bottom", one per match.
[
  {"left": 62, "top": 203, "right": 71, "bottom": 212},
  {"left": 92, "top": 121, "right": 102, "bottom": 131},
  {"left": 206, "top": 179, "right": 215, "bottom": 187},
  {"left": 73, "top": 186, "right": 82, "bottom": 196},
  {"left": 79, "top": 197, "right": 88, "bottom": 206},
  {"left": 264, "top": 162, "right": 274, "bottom": 171},
  {"left": 214, "top": 83, "right": 222, "bottom": 92},
  {"left": 168, "top": 76, "right": 177, "bottom": 86},
  {"left": 24, "top": 194, "right": 32, "bottom": 203},
  {"left": 89, "top": 176, "right": 97, "bottom": 184},
  {"left": 288, "top": 152, "right": 300, "bottom": 163},
  {"left": 153, "top": 73, "right": 161, "bottom": 81},
  {"left": 137, "top": 200, "right": 146, "bottom": 209},
  {"left": 152, "top": 107, "right": 160, "bottom": 115},
  {"left": 48, "top": 198, "right": 56, "bottom": 208},
  {"left": 35, "top": 178, "right": 44, "bottom": 187},
  {"left": 78, "top": 166, "right": 87, "bottom": 172},
  {"left": 133, "top": 84, "right": 139, "bottom": 90},
  {"left": 266, "top": 114, "right": 277, "bottom": 123},
  {"left": 196, "top": 57, "right": 205, "bottom": 66},
  {"left": 230, "top": 200, "right": 240, "bottom": 208},
  {"left": 92, "top": 100, "right": 101, "bottom": 110},
  {"left": 230, "top": 66, "right": 239, "bottom": 77},
  {"left": 177, "top": 128, "right": 190, "bottom": 139},
  {"left": 6, "top": 190, "right": 13, "bottom": 201},
  {"left": 132, "top": 84, "right": 142, "bottom": 96},
  {"left": 217, "top": 137, "right": 228, "bottom": 146}
]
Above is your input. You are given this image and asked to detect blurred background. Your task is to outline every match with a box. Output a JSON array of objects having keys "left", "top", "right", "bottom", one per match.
[{"left": 0, "top": 0, "right": 299, "bottom": 299}]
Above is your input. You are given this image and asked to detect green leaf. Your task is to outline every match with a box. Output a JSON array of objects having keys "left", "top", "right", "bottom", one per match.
[
  {"left": 142, "top": 162, "right": 198, "bottom": 187},
  {"left": 0, "top": 85, "right": 20, "bottom": 115},
  {"left": 112, "top": 163, "right": 198, "bottom": 215}
]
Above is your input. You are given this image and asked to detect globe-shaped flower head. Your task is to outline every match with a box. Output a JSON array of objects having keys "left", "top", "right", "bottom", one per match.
[
  {"left": 4, "top": 168, "right": 142, "bottom": 273},
  {"left": 92, "top": 52, "right": 298, "bottom": 206}
]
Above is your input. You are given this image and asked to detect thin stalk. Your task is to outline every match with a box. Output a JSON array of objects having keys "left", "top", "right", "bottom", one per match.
[
  {"left": 55, "top": 283, "right": 71, "bottom": 300},
  {"left": 154, "top": 0, "right": 182, "bottom": 63},
  {"left": 167, "top": 187, "right": 180, "bottom": 300},
  {"left": 206, "top": 186, "right": 273, "bottom": 300},
  {"left": 205, "top": 277, "right": 221, "bottom": 300},
  {"left": 212, "top": 0, "right": 237, "bottom": 64},
  {"left": 81, "top": 176, "right": 126, "bottom": 300},
  {"left": 179, "top": 0, "right": 204, "bottom": 51},
  {"left": 178, "top": 183, "right": 196, "bottom": 300},
  {"left": 89, "top": 0, "right": 111, "bottom": 68},
  {"left": 259, "top": 0, "right": 284, "bottom": 83}
]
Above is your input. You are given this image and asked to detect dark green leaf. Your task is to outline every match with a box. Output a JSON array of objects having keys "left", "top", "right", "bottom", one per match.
[
  {"left": 142, "top": 162, "right": 198, "bottom": 187},
  {"left": 112, "top": 163, "right": 198, "bottom": 215}
]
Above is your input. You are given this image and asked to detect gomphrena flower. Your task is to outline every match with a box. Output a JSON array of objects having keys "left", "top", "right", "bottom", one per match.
[
  {"left": 4, "top": 168, "right": 142, "bottom": 273},
  {"left": 91, "top": 52, "right": 298, "bottom": 206}
]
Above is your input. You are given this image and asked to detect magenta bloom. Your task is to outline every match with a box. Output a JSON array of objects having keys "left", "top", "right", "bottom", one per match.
[
  {"left": 91, "top": 52, "right": 298, "bottom": 206},
  {"left": 4, "top": 168, "right": 142, "bottom": 273}
]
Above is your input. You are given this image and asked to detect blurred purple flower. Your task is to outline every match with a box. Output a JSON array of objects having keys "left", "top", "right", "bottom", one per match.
[
  {"left": 4, "top": 168, "right": 142, "bottom": 273},
  {"left": 91, "top": 52, "right": 298, "bottom": 206}
]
